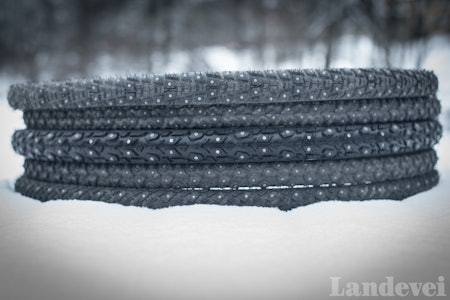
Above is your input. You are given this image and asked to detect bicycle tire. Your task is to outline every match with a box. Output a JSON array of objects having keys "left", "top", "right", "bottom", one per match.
[
  {"left": 23, "top": 96, "right": 440, "bottom": 130},
  {"left": 23, "top": 150, "right": 437, "bottom": 189},
  {"left": 12, "top": 121, "right": 442, "bottom": 164},
  {"left": 8, "top": 68, "right": 438, "bottom": 110},
  {"left": 14, "top": 171, "right": 439, "bottom": 211}
]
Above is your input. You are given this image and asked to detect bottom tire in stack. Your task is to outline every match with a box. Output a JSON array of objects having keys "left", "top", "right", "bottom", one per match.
[{"left": 8, "top": 68, "right": 442, "bottom": 210}]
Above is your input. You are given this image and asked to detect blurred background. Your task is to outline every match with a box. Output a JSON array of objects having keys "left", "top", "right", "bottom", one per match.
[{"left": 0, "top": 0, "right": 449, "bottom": 81}]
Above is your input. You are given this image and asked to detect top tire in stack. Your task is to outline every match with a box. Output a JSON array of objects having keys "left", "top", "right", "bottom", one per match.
[{"left": 9, "top": 68, "right": 442, "bottom": 210}]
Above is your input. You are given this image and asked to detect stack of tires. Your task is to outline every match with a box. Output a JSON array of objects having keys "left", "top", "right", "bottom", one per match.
[{"left": 8, "top": 68, "right": 442, "bottom": 210}]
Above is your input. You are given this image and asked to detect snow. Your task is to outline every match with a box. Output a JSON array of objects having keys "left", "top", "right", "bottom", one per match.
[{"left": 1, "top": 36, "right": 450, "bottom": 300}]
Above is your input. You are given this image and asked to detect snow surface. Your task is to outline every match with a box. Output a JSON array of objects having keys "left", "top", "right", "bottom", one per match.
[{"left": 1, "top": 37, "right": 450, "bottom": 300}]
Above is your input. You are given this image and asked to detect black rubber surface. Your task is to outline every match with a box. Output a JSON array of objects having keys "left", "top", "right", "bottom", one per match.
[
  {"left": 9, "top": 67, "right": 442, "bottom": 210},
  {"left": 12, "top": 121, "right": 441, "bottom": 164},
  {"left": 23, "top": 96, "right": 440, "bottom": 130},
  {"left": 15, "top": 170, "right": 439, "bottom": 211},
  {"left": 23, "top": 150, "right": 437, "bottom": 189},
  {"left": 8, "top": 68, "right": 438, "bottom": 110}
]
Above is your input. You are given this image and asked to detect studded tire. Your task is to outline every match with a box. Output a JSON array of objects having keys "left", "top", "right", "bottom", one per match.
[
  {"left": 15, "top": 171, "right": 439, "bottom": 211},
  {"left": 8, "top": 68, "right": 438, "bottom": 110},
  {"left": 23, "top": 96, "right": 440, "bottom": 130},
  {"left": 8, "top": 67, "right": 442, "bottom": 210},
  {"left": 12, "top": 121, "right": 441, "bottom": 164},
  {"left": 22, "top": 150, "right": 437, "bottom": 189}
]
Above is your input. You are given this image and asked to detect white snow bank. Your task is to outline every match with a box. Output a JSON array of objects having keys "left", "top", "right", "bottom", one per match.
[{"left": 1, "top": 182, "right": 449, "bottom": 300}]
